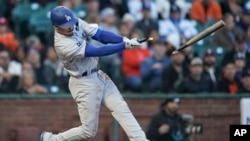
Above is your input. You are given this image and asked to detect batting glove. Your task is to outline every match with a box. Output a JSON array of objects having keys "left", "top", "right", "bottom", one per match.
[{"left": 123, "top": 37, "right": 141, "bottom": 49}]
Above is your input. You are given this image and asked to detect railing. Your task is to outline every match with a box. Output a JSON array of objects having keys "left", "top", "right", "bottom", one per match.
[{"left": 0, "top": 93, "right": 249, "bottom": 99}]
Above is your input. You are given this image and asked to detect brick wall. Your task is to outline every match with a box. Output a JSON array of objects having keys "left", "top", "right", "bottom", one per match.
[{"left": 0, "top": 98, "right": 240, "bottom": 141}]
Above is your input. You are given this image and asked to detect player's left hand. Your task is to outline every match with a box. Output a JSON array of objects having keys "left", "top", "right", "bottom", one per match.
[{"left": 124, "top": 38, "right": 141, "bottom": 49}]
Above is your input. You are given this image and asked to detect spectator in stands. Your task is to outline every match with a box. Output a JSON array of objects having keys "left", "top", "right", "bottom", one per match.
[
  {"left": 18, "top": 70, "right": 48, "bottom": 94},
  {"left": 222, "top": 32, "right": 250, "bottom": 67},
  {"left": 128, "top": 0, "right": 158, "bottom": 21},
  {"left": 182, "top": 43, "right": 198, "bottom": 69},
  {"left": 0, "top": 17, "right": 18, "bottom": 54},
  {"left": 121, "top": 13, "right": 136, "bottom": 34},
  {"left": 177, "top": 57, "right": 214, "bottom": 93},
  {"left": 43, "top": 47, "right": 60, "bottom": 87},
  {"left": 148, "top": 29, "right": 160, "bottom": 48},
  {"left": 162, "top": 34, "right": 188, "bottom": 93},
  {"left": 236, "top": 9, "right": 250, "bottom": 31},
  {"left": 147, "top": 98, "right": 190, "bottom": 141},
  {"left": 239, "top": 67, "right": 250, "bottom": 93},
  {"left": 101, "top": 0, "right": 129, "bottom": 18},
  {"left": 21, "top": 61, "right": 33, "bottom": 72},
  {"left": 234, "top": 53, "right": 246, "bottom": 79},
  {"left": 141, "top": 39, "right": 170, "bottom": 92},
  {"left": 15, "top": 47, "right": 26, "bottom": 63},
  {"left": 246, "top": 25, "right": 250, "bottom": 52},
  {"left": 210, "top": 13, "right": 243, "bottom": 52},
  {"left": 156, "top": 0, "right": 189, "bottom": 20},
  {"left": 220, "top": 0, "right": 243, "bottom": 21},
  {"left": 59, "top": 0, "right": 73, "bottom": 8},
  {"left": 0, "top": 49, "right": 21, "bottom": 93},
  {"left": 159, "top": 4, "right": 197, "bottom": 41},
  {"left": 190, "top": 0, "right": 222, "bottom": 25},
  {"left": 43, "top": 46, "right": 69, "bottom": 93},
  {"left": 217, "top": 61, "right": 241, "bottom": 94},
  {"left": 122, "top": 30, "right": 150, "bottom": 92},
  {"left": 202, "top": 48, "right": 221, "bottom": 88},
  {"left": 25, "top": 35, "right": 46, "bottom": 62},
  {"left": 26, "top": 49, "right": 47, "bottom": 86},
  {"left": 100, "top": 7, "right": 118, "bottom": 34},
  {"left": 85, "top": 0, "right": 99, "bottom": 15},
  {"left": 136, "top": 1, "right": 159, "bottom": 38}
]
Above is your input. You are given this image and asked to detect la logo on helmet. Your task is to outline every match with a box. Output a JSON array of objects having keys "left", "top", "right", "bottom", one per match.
[{"left": 65, "top": 15, "right": 71, "bottom": 21}]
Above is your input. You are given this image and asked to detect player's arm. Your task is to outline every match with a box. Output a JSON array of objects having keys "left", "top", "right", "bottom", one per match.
[
  {"left": 91, "top": 28, "right": 124, "bottom": 44},
  {"left": 85, "top": 38, "right": 141, "bottom": 57},
  {"left": 79, "top": 19, "right": 124, "bottom": 44}
]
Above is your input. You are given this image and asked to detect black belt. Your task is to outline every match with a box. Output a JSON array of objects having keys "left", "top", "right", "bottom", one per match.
[{"left": 82, "top": 68, "right": 99, "bottom": 77}]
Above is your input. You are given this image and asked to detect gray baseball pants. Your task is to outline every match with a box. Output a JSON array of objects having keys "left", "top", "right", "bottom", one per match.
[{"left": 50, "top": 70, "right": 148, "bottom": 141}]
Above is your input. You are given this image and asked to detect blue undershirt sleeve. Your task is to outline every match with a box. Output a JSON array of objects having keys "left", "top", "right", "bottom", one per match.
[
  {"left": 85, "top": 42, "right": 126, "bottom": 57},
  {"left": 91, "top": 29, "right": 123, "bottom": 44}
]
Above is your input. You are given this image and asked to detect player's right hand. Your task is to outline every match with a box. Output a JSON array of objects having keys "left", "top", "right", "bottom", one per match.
[{"left": 123, "top": 37, "right": 141, "bottom": 49}]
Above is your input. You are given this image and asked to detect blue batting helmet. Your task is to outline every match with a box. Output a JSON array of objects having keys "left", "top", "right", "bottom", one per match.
[{"left": 50, "top": 6, "right": 78, "bottom": 29}]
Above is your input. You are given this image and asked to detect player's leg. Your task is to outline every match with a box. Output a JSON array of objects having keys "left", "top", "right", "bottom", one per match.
[
  {"left": 99, "top": 71, "right": 148, "bottom": 141},
  {"left": 42, "top": 74, "right": 103, "bottom": 141}
]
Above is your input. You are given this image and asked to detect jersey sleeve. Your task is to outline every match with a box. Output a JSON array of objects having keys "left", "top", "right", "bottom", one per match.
[
  {"left": 78, "top": 19, "right": 98, "bottom": 37},
  {"left": 56, "top": 38, "right": 87, "bottom": 59}
]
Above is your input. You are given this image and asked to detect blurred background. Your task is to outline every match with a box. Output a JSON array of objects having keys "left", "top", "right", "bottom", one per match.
[{"left": 0, "top": 0, "right": 250, "bottom": 141}]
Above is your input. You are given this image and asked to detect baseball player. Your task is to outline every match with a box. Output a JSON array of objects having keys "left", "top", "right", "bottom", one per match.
[{"left": 40, "top": 6, "right": 149, "bottom": 141}]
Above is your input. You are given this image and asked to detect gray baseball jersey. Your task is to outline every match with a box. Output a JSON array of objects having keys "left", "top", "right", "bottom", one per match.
[{"left": 54, "top": 18, "right": 98, "bottom": 77}]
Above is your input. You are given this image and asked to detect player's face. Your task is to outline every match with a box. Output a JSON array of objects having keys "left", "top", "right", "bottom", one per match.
[{"left": 56, "top": 26, "right": 74, "bottom": 36}]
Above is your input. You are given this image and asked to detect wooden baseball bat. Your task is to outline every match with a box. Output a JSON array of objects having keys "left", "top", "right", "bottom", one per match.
[{"left": 171, "top": 20, "right": 226, "bottom": 54}]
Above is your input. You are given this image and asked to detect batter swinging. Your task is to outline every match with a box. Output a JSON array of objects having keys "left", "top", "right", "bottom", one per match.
[{"left": 40, "top": 6, "right": 149, "bottom": 141}]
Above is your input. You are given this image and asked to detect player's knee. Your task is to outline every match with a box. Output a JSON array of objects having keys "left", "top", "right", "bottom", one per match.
[{"left": 79, "top": 125, "right": 97, "bottom": 139}]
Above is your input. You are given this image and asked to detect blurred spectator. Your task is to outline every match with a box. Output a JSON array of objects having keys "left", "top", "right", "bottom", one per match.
[
  {"left": 128, "top": 0, "right": 158, "bottom": 21},
  {"left": 234, "top": 53, "right": 246, "bottom": 79},
  {"left": 59, "top": 0, "right": 73, "bottom": 8},
  {"left": 136, "top": 1, "right": 159, "bottom": 38},
  {"left": 141, "top": 40, "right": 170, "bottom": 92},
  {"left": 26, "top": 49, "right": 47, "bottom": 86},
  {"left": 220, "top": 0, "right": 243, "bottom": 22},
  {"left": 246, "top": 25, "right": 250, "bottom": 52},
  {"left": 43, "top": 47, "right": 59, "bottom": 86},
  {"left": 0, "top": 49, "right": 21, "bottom": 93},
  {"left": 18, "top": 70, "right": 48, "bottom": 94},
  {"left": 182, "top": 45, "right": 198, "bottom": 69},
  {"left": 156, "top": 0, "right": 190, "bottom": 20},
  {"left": 190, "top": 0, "right": 222, "bottom": 25},
  {"left": 99, "top": 7, "right": 118, "bottom": 34},
  {"left": 122, "top": 30, "right": 150, "bottom": 92},
  {"left": 147, "top": 98, "right": 190, "bottom": 141},
  {"left": 210, "top": 13, "right": 243, "bottom": 52},
  {"left": 148, "top": 29, "right": 160, "bottom": 48},
  {"left": 159, "top": 4, "right": 197, "bottom": 41},
  {"left": 236, "top": 9, "right": 250, "bottom": 31},
  {"left": 85, "top": 0, "right": 100, "bottom": 14},
  {"left": 202, "top": 48, "right": 221, "bottom": 87},
  {"left": 110, "top": 0, "right": 129, "bottom": 18},
  {"left": 239, "top": 67, "right": 250, "bottom": 93},
  {"left": 21, "top": 61, "right": 33, "bottom": 72},
  {"left": 15, "top": 47, "right": 26, "bottom": 63},
  {"left": 0, "top": 17, "right": 18, "bottom": 54},
  {"left": 217, "top": 61, "right": 241, "bottom": 94},
  {"left": 43, "top": 47, "right": 69, "bottom": 93},
  {"left": 121, "top": 13, "right": 136, "bottom": 33},
  {"left": 162, "top": 52, "right": 186, "bottom": 93},
  {"left": 221, "top": 33, "right": 250, "bottom": 67},
  {"left": 25, "top": 35, "right": 46, "bottom": 62},
  {"left": 177, "top": 57, "right": 214, "bottom": 93}
]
